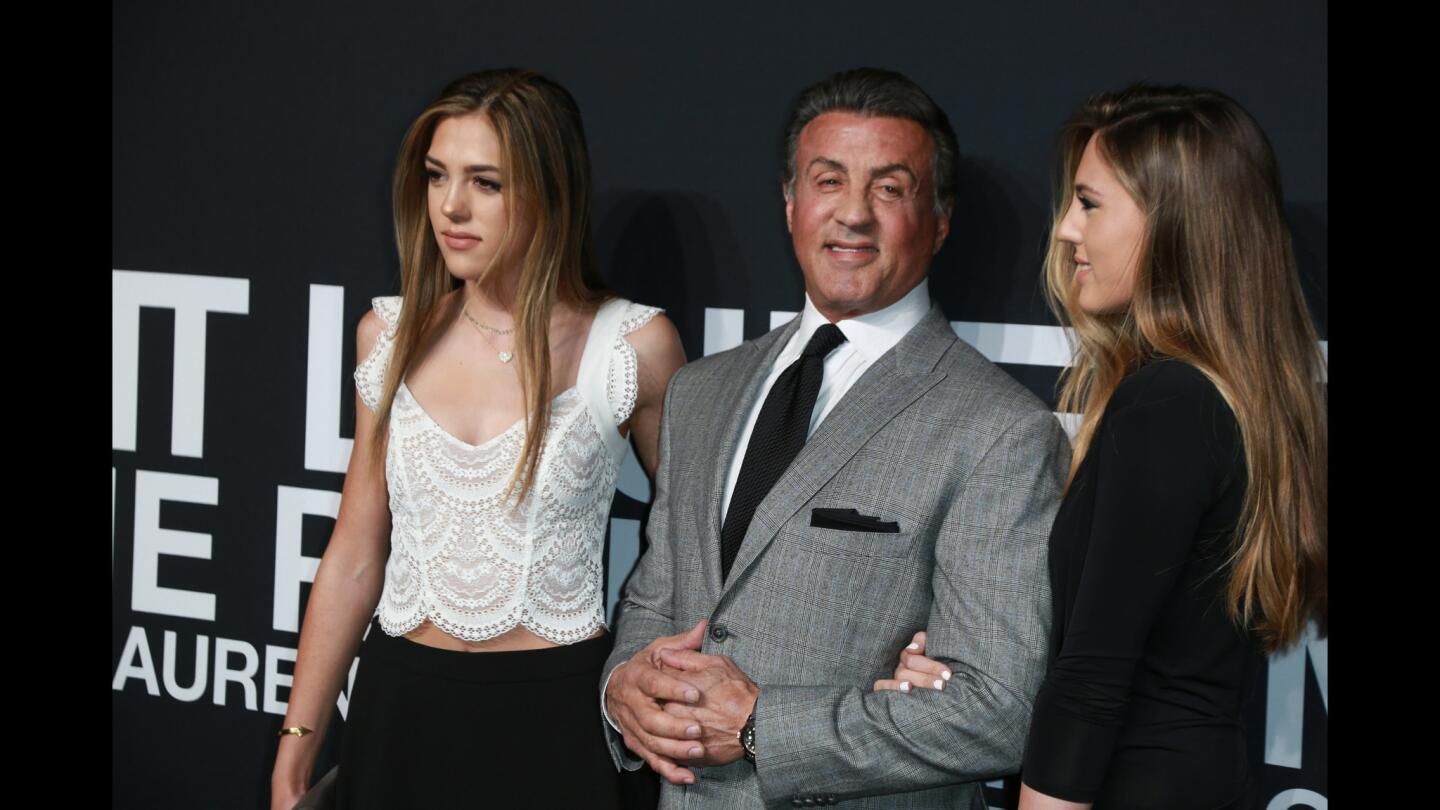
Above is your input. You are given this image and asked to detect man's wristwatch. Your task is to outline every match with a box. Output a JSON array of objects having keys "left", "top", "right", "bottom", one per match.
[{"left": 739, "top": 712, "right": 757, "bottom": 763}]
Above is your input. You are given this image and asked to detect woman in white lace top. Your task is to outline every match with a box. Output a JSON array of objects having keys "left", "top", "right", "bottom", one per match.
[{"left": 270, "top": 69, "right": 686, "bottom": 810}]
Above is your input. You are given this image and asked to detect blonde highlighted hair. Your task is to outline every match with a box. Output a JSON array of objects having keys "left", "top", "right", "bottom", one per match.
[
  {"left": 1044, "top": 85, "right": 1327, "bottom": 653},
  {"left": 370, "top": 69, "right": 608, "bottom": 501}
]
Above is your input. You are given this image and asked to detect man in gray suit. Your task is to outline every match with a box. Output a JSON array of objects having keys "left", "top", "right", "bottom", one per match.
[{"left": 602, "top": 67, "right": 1071, "bottom": 809}]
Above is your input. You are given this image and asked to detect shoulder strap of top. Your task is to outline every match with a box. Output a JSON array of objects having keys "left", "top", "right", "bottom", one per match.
[
  {"left": 354, "top": 296, "right": 403, "bottom": 413},
  {"left": 607, "top": 300, "right": 663, "bottom": 426},
  {"left": 576, "top": 298, "right": 627, "bottom": 422},
  {"left": 575, "top": 297, "right": 664, "bottom": 430}
]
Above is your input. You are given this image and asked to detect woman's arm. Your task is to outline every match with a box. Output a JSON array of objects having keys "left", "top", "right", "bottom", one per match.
[
  {"left": 619, "top": 312, "right": 686, "bottom": 477},
  {"left": 270, "top": 312, "right": 394, "bottom": 810},
  {"left": 1018, "top": 784, "right": 1091, "bottom": 810}
]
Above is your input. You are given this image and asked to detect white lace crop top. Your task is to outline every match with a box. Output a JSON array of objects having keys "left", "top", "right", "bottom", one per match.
[{"left": 354, "top": 295, "right": 661, "bottom": 644}]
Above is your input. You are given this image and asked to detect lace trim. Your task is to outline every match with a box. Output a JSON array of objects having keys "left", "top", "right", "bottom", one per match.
[
  {"left": 608, "top": 303, "right": 662, "bottom": 425},
  {"left": 354, "top": 296, "right": 402, "bottom": 413}
]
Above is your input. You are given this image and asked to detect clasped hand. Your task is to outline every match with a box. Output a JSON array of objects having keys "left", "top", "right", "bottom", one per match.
[{"left": 604, "top": 619, "right": 760, "bottom": 785}]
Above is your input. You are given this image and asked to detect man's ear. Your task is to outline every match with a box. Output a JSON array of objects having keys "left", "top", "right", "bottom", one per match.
[
  {"left": 783, "top": 181, "right": 794, "bottom": 234},
  {"left": 933, "top": 211, "right": 950, "bottom": 254}
]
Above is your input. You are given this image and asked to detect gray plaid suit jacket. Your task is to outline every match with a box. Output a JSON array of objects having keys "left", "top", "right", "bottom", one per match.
[{"left": 604, "top": 302, "right": 1071, "bottom": 810}]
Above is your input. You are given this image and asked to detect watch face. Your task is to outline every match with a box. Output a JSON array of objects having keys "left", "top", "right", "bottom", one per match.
[{"left": 741, "top": 716, "right": 757, "bottom": 760}]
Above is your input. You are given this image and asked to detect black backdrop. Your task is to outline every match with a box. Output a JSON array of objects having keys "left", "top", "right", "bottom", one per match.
[{"left": 112, "top": 2, "right": 1328, "bottom": 807}]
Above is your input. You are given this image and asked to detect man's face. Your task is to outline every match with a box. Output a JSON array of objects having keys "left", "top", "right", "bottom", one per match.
[{"left": 785, "top": 112, "right": 950, "bottom": 320}]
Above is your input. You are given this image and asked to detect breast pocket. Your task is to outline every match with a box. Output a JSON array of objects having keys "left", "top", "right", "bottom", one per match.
[{"left": 806, "top": 528, "right": 915, "bottom": 558}]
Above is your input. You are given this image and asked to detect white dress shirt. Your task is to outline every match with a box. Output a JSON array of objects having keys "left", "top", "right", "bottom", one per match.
[
  {"left": 719, "top": 280, "right": 932, "bottom": 522},
  {"left": 602, "top": 280, "right": 932, "bottom": 731}
]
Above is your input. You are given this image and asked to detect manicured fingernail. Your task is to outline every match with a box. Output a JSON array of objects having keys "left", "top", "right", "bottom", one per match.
[
  {"left": 899, "top": 681, "right": 911, "bottom": 692},
  {"left": 686, "top": 725, "right": 701, "bottom": 738},
  {"left": 684, "top": 689, "right": 699, "bottom": 702},
  {"left": 934, "top": 679, "right": 944, "bottom": 689},
  {"left": 684, "top": 776, "right": 695, "bottom": 785},
  {"left": 906, "top": 642, "right": 919, "bottom": 650},
  {"left": 688, "top": 745, "right": 703, "bottom": 757},
  {"left": 941, "top": 670, "right": 951, "bottom": 681}
]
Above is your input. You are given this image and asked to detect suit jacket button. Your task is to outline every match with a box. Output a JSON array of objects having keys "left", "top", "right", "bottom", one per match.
[
  {"left": 791, "top": 799, "right": 803, "bottom": 808},
  {"left": 709, "top": 624, "right": 728, "bottom": 641},
  {"left": 803, "top": 799, "right": 816, "bottom": 807}
]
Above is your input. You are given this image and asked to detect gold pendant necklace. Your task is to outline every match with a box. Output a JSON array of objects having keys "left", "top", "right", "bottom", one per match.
[{"left": 461, "top": 303, "right": 516, "bottom": 363}]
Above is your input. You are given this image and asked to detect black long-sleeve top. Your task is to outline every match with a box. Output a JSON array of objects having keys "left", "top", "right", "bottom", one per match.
[{"left": 1022, "top": 360, "right": 1261, "bottom": 809}]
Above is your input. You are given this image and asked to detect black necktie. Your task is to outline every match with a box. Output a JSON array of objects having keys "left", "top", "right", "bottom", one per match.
[{"left": 719, "top": 323, "right": 848, "bottom": 583}]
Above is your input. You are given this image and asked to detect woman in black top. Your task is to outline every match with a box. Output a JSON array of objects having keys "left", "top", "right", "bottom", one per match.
[{"left": 876, "top": 86, "right": 1328, "bottom": 809}]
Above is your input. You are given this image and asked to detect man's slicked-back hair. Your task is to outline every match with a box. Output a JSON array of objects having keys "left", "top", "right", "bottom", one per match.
[{"left": 782, "top": 67, "right": 959, "bottom": 215}]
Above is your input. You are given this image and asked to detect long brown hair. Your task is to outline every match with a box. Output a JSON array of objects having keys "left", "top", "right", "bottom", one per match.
[
  {"left": 370, "top": 69, "right": 608, "bottom": 501},
  {"left": 1043, "top": 85, "right": 1327, "bottom": 653}
]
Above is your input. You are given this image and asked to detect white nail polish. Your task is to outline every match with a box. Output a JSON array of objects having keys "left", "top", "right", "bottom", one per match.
[
  {"left": 941, "top": 670, "right": 951, "bottom": 681},
  {"left": 899, "top": 681, "right": 911, "bottom": 692},
  {"left": 934, "top": 679, "right": 944, "bottom": 690},
  {"left": 906, "top": 642, "right": 920, "bottom": 650}
]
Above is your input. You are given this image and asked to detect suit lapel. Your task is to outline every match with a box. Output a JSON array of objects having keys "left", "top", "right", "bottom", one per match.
[
  {"left": 699, "top": 316, "right": 801, "bottom": 598},
  {"left": 719, "top": 305, "right": 957, "bottom": 600}
]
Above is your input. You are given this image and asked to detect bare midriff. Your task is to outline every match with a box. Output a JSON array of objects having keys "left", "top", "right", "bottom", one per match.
[{"left": 402, "top": 619, "right": 605, "bottom": 652}]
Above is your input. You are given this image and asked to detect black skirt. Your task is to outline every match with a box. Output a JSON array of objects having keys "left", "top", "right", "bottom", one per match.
[{"left": 335, "top": 620, "right": 622, "bottom": 810}]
